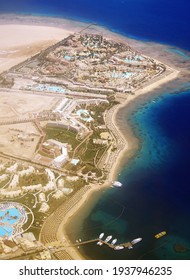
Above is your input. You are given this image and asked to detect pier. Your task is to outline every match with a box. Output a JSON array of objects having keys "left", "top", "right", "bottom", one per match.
[
  {"left": 47, "top": 238, "right": 133, "bottom": 252},
  {"left": 79, "top": 23, "right": 97, "bottom": 34},
  {"left": 73, "top": 238, "right": 133, "bottom": 249}
]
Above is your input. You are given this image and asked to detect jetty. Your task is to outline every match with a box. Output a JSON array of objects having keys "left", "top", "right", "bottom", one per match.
[{"left": 47, "top": 238, "right": 133, "bottom": 252}]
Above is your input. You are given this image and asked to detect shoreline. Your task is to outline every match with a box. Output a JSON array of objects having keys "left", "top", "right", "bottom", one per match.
[
  {"left": 56, "top": 68, "right": 179, "bottom": 260},
  {"left": 0, "top": 14, "right": 187, "bottom": 260}
]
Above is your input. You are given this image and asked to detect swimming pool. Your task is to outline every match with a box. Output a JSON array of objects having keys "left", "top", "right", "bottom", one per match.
[
  {"left": 35, "top": 84, "right": 66, "bottom": 93},
  {"left": 76, "top": 109, "right": 93, "bottom": 122},
  {"left": 64, "top": 55, "right": 73, "bottom": 61},
  {"left": 111, "top": 71, "right": 134, "bottom": 79},
  {"left": 0, "top": 203, "right": 27, "bottom": 238}
]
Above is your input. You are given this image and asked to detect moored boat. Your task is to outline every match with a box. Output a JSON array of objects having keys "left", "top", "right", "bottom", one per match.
[
  {"left": 131, "top": 237, "right": 142, "bottom": 245},
  {"left": 155, "top": 231, "right": 166, "bottom": 239},
  {"left": 111, "top": 238, "right": 117, "bottom": 245},
  {"left": 112, "top": 181, "right": 122, "bottom": 188},
  {"left": 99, "top": 233, "right": 104, "bottom": 239},
  {"left": 114, "top": 245, "right": 124, "bottom": 250},
  {"left": 105, "top": 235, "right": 112, "bottom": 243}
]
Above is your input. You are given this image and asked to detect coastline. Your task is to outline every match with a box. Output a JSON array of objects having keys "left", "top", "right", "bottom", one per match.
[
  {"left": 57, "top": 68, "right": 179, "bottom": 260},
  {"left": 0, "top": 14, "right": 185, "bottom": 260}
]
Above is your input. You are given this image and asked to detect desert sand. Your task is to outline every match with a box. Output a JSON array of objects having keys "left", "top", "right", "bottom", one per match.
[{"left": 0, "top": 24, "right": 73, "bottom": 73}]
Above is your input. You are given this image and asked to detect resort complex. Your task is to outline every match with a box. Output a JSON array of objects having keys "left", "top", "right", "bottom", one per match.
[{"left": 0, "top": 29, "right": 176, "bottom": 260}]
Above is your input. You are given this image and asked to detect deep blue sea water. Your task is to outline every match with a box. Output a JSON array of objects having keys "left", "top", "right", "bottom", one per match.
[
  {"left": 1, "top": 0, "right": 190, "bottom": 259},
  {"left": 1, "top": 0, "right": 190, "bottom": 50}
]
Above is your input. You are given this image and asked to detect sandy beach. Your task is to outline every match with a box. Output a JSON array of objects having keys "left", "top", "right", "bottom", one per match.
[{"left": 0, "top": 14, "right": 183, "bottom": 260}]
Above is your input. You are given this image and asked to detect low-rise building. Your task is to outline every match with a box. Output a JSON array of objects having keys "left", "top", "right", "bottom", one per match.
[
  {"left": 93, "top": 139, "right": 108, "bottom": 145},
  {"left": 62, "top": 188, "right": 73, "bottom": 195},
  {"left": 100, "top": 132, "right": 112, "bottom": 140},
  {"left": 20, "top": 240, "right": 38, "bottom": 252},
  {"left": 22, "top": 232, "right": 36, "bottom": 242},
  {"left": 43, "top": 181, "right": 55, "bottom": 192},
  {"left": 52, "top": 147, "right": 68, "bottom": 168},
  {"left": 45, "top": 168, "right": 55, "bottom": 182},
  {"left": 39, "top": 202, "right": 50, "bottom": 213},
  {"left": 22, "top": 184, "right": 42, "bottom": 192},
  {"left": 58, "top": 178, "right": 64, "bottom": 189},
  {"left": 0, "top": 174, "right": 8, "bottom": 183},
  {"left": 0, "top": 189, "right": 22, "bottom": 198},
  {"left": 66, "top": 176, "right": 79, "bottom": 182},
  {"left": 6, "top": 163, "right": 18, "bottom": 173},
  {"left": 9, "top": 174, "right": 19, "bottom": 189},
  {"left": 38, "top": 192, "right": 46, "bottom": 203},
  {"left": 19, "top": 166, "right": 35, "bottom": 177},
  {"left": 52, "top": 190, "right": 64, "bottom": 199}
]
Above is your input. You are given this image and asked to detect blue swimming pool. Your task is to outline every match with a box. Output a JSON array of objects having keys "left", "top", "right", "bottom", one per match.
[{"left": 0, "top": 207, "right": 21, "bottom": 238}]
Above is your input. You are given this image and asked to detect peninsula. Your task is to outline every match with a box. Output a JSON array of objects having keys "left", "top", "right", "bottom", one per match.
[{"left": 0, "top": 15, "right": 179, "bottom": 260}]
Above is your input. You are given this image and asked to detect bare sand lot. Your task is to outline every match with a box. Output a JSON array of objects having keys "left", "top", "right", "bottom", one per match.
[
  {"left": 0, "top": 91, "right": 58, "bottom": 121},
  {"left": 0, "top": 122, "right": 40, "bottom": 159},
  {"left": 0, "top": 24, "right": 73, "bottom": 73}
]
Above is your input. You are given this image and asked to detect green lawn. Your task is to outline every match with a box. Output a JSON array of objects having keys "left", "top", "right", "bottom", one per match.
[
  {"left": 45, "top": 127, "right": 80, "bottom": 149},
  {"left": 19, "top": 173, "right": 48, "bottom": 187}
]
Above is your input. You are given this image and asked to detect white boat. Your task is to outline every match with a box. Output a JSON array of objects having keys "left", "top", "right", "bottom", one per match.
[
  {"left": 97, "top": 241, "right": 103, "bottom": 246},
  {"left": 128, "top": 246, "right": 133, "bottom": 250},
  {"left": 105, "top": 235, "right": 112, "bottom": 243},
  {"left": 114, "top": 245, "right": 124, "bottom": 250},
  {"left": 131, "top": 237, "right": 142, "bottom": 245},
  {"left": 111, "top": 239, "right": 117, "bottom": 245},
  {"left": 99, "top": 233, "right": 104, "bottom": 239},
  {"left": 112, "top": 181, "right": 122, "bottom": 188}
]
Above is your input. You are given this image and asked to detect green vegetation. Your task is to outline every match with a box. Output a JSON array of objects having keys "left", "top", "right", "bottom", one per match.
[
  {"left": 0, "top": 177, "right": 10, "bottom": 189},
  {"left": 95, "top": 147, "right": 108, "bottom": 163},
  {"left": 64, "top": 178, "right": 85, "bottom": 189},
  {"left": 0, "top": 170, "right": 6, "bottom": 176},
  {"left": 77, "top": 133, "right": 107, "bottom": 164},
  {"left": 82, "top": 149, "right": 97, "bottom": 163},
  {"left": 19, "top": 173, "right": 48, "bottom": 187},
  {"left": 14, "top": 193, "right": 35, "bottom": 210},
  {"left": 82, "top": 164, "right": 102, "bottom": 177},
  {"left": 45, "top": 127, "right": 80, "bottom": 149}
]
